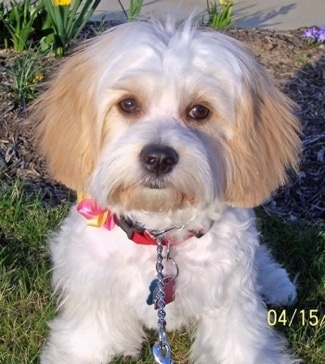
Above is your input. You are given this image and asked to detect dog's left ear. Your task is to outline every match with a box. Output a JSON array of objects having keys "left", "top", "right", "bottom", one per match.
[{"left": 224, "top": 66, "right": 301, "bottom": 208}]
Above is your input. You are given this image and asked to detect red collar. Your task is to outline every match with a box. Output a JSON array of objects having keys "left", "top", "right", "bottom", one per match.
[{"left": 77, "top": 197, "right": 206, "bottom": 246}]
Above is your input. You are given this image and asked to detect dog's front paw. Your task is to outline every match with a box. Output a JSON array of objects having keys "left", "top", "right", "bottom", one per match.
[{"left": 263, "top": 273, "right": 298, "bottom": 306}]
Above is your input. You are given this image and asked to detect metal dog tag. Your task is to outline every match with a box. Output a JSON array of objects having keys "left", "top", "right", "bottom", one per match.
[{"left": 147, "top": 277, "right": 176, "bottom": 308}]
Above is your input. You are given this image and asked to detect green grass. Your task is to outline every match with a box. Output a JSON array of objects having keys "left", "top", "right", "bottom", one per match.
[
  {"left": 0, "top": 181, "right": 324, "bottom": 363},
  {"left": 256, "top": 210, "right": 325, "bottom": 363},
  {"left": 0, "top": 180, "right": 69, "bottom": 363}
]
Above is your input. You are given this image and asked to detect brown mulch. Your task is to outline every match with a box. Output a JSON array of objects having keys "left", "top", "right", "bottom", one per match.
[{"left": 0, "top": 27, "right": 324, "bottom": 224}]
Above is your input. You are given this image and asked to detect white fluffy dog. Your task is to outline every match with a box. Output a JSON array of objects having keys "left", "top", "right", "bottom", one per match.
[{"left": 34, "top": 18, "right": 301, "bottom": 364}]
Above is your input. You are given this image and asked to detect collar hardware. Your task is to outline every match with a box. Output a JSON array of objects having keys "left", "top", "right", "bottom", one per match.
[{"left": 114, "top": 216, "right": 162, "bottom": 245}]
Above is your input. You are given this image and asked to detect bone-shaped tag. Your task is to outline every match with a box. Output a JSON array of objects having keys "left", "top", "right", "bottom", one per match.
[{"left": 147, "top": 277, "right": 176, "bottom": 309}]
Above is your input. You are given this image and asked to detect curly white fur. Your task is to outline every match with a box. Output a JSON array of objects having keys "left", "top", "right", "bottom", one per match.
[{"left": 34, "top": 18, "right": 301, "bottom": 364}]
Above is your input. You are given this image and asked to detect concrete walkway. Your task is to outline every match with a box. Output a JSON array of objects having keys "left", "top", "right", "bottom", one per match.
[{"left": 92, "top": 0, "right": 324, "bottom": 30}]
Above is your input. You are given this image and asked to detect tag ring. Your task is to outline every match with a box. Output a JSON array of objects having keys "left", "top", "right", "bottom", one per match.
[{"left": 156, "top": 256, "right": 179, "bottom": 280}]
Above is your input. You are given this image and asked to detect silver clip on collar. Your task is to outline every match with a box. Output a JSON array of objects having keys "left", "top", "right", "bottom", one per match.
[
  {"left": 149, "top": 225, "right": 182, "bottom": 239},
  {"left": 152, "top": 236, "right": 174, "bottom": 364}
]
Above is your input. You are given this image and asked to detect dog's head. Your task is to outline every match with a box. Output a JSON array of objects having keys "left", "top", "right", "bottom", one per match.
[{"left": 34, "top": 20, "right": 301, "bottom": 214}]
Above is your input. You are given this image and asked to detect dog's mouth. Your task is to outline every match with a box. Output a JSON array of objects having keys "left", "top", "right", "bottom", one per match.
[
  {"left": 109, "top": 182, "right": 193, "bottom": 212},
  {"left": 143, "top": 177, "right": 170, "bottom": 190}
]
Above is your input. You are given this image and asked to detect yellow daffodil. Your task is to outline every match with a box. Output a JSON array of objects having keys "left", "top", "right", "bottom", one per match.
[
  {"left": 221, "top": 0, "right": 233, "bottom": 5},
  {"left": 53, "top": 0, "right": 71, "bottom": 6}
]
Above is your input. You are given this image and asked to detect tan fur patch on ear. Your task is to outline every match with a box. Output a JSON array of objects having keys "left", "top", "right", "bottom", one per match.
[
  {"left": 224, "top": 76, "right": 301, "bottom": 208},
  {"left": 32, "top": 52, "right": 99, "bottom": 191}
]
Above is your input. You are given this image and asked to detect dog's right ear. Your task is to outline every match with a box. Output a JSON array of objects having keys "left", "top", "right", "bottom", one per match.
[{"left": 32, "top": 48, "right": 102, "bottom": 192}]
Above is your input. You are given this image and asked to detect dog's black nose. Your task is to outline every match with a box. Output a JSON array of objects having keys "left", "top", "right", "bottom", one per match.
[{"left": 140, "top": 144, "right": 179, "bottom": 176}]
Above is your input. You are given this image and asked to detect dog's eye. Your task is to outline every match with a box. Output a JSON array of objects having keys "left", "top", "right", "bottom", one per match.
[
  {"left": 118, "top": 98, "right": 139, "bottom": 114},
  {"left": 188, "top": 105, "right": 210, "bottom": 121}
]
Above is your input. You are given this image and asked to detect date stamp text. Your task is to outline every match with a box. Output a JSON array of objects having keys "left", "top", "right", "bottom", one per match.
[{"left": 267, "top": 309, "right": 325, "bottom": 327}]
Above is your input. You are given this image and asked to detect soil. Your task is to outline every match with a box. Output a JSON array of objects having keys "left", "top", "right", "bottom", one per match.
[{"left": 0, "top": 27, "right": 324, "bottom": 225}]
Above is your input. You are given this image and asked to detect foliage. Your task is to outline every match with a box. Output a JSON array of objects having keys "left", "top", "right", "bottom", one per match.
[
  {"left": 128, "top": 0, "right": 144, "bottom": 22},
  {"left": 205, "top": 0, "right": 236, "bottom": 30},
  {"left": 3, "top": 48, "right": 46, "bottom": 110},
  {"left": 41, "top": 0, "right": 101, "bottom": 56},
  {"left": 117, "top": 0, "right": 144, "bottom": 22},
  {"left": 0, "top": 0, "right": 101, "bottom": 56},
  {"left": 0, "top": 2, "right": 9, "bottom": 47},
  {"left": 0, "top": 0, "right": 43, "bottom": 51},
  {"left": 0, "top": 0, "right": 239, "bottom": 54}
]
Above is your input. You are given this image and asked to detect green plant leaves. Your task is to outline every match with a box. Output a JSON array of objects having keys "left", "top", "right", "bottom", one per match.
[
  {"left": 0, "top": 0, "right": 102, "bottom": 56},
  {"left": 206, "top": 0, "right": 236, "bottom": 30},
  {"left": 1, "top": 0, "right": 44, "bottom": 51}
]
